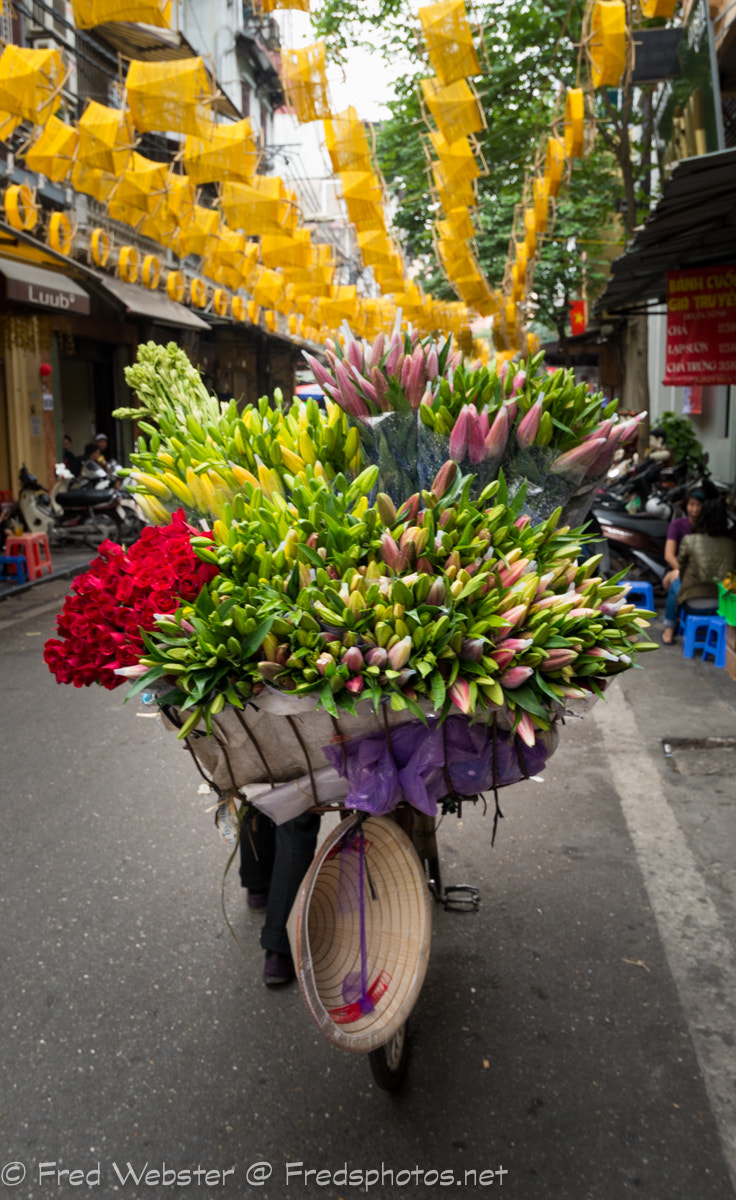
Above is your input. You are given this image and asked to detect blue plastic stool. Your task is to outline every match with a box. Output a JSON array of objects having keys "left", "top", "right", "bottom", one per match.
[
  {"left": 624, "top": 581, "right": 655, "bottom": 610},
  {"left": 683, "top": 614, "right": 727, "bottom": 668},
  {"left": 0, "top": 554, "right": 28, "bottom": 584}
]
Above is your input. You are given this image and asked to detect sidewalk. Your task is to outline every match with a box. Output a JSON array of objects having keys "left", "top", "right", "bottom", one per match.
[{"left": 0, "top": 542, "right": 94, "bottom": 602}]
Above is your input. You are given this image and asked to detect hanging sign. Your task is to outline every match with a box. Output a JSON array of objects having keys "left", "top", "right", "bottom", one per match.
[{"left": 664, "top": 265, "right": 736, "bottom": 386}]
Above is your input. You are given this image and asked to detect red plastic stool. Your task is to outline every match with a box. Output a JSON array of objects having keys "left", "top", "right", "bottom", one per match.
[{"left": 4, "top": 532, "right": 53, "bottom": 580}]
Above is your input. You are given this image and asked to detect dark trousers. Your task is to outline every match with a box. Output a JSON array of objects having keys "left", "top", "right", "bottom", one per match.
[{"left": 239, "top": 809, "right": 321, "bottom": 956}]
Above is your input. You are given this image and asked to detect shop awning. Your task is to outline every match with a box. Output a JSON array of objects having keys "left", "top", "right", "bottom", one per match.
[
  {"left": 595, "top": 147, "right": 736, "bottom": 316},
  {"left": 0, "top": 257, "right": 90, "bottom": 314},
  {"left": 96, "top": 276, "right": 210, "bottom": 330}
]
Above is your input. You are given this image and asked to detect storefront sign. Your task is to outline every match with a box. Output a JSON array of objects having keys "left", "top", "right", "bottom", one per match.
[
  {"left": 3, "top": 273, "right": 90, "bottom": 314},
  {"left": 664, "top": 265, "right": 736, "bottom": 385}
]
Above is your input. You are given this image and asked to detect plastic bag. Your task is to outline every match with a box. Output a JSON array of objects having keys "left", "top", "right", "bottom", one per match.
[{"left": 322, "top": 716, "right": 557, "bottom": 817}]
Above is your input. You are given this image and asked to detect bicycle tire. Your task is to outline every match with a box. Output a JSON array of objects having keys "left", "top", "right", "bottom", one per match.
[{"left": 368, "top": 1021, "right": 410, "bottom": 1092}]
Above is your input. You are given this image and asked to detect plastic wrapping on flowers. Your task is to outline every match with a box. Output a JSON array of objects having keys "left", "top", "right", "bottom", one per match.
[{"left": 43, "top": 337, "right": 656, "bottom": 822}]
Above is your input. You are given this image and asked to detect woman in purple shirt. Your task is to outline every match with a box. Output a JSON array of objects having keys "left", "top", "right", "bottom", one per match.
[{"left": 662, "top": 487, "right": 705, "bottom": 643}]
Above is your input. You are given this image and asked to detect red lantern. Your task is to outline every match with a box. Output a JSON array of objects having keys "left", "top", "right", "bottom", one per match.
[{"left": 39, "top": 362, "right": 52, "bottom": 378}]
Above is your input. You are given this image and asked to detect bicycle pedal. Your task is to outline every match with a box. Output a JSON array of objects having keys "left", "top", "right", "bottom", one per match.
[{"left": 441, "top": 884, "right": 480, "bottom": 912}]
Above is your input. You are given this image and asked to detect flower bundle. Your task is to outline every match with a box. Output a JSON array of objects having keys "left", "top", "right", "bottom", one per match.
[
  {"left": 133, "top": 461, "right": 655, "bottom": 742},
  {"left": 304, "top": 327, "right": 645, "bottom": 519},
  {"left": 43, "top": 512, "right": 218, "bottom": 689},
  {"left": 114, "top": 342, "right": 363, "bottom": 526}
]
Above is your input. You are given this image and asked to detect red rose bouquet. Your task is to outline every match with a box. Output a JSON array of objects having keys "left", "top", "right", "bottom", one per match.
[{"left": 44, "top": 510, "right": 218, "bottom": 690}]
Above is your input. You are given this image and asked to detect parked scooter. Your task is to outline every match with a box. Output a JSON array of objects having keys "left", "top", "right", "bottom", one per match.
[{"left": 5, "top": 464, "right": 127, "bottom": 548}]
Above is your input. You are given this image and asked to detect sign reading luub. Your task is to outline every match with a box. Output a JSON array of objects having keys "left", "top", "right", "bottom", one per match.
[{"left": 664, "top": 265, "right": 736, "bottom": 386}]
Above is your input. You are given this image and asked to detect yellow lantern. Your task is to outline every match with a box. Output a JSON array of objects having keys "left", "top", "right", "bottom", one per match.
[
  {"left": 213, "top": 288, "right": 230, "bottom": 317},
  {"left": 70, "top": 0, "right": 172, "bottom": 30},
  {"left": 184, "top": 117, "right": 259, "bottom": 185},
  {"left": 324, "top": 107, "right": 373, "bottom": 174},
  {"left": 167, "top": 270, "right": 185, "bottom": 302},
  {"left": 232, "top": 295, "right": 247, "bottom": 322},
  {"left": 177, "top": 205, "right": 220, "bottom": 258},
  {"left": 113, "top": 152, "right": 168, "bottom": 216},
  {"left": 418, "top": 0, "right": 480, "bottom": 87},
  {"left": 524, "top": 208, "right": 537, "bottom": 257},
  {"left": 71, "top": 161, "right": 116, "bottom": 203},
  {"left": 545, "top": 136, "right": 565, "bottom": 196},
  {"left": 564, "top": 89, "right": 585, "bottom": 158},
  {"left": 125, "top": 58, "right": 213, "bottom": 137},
  {"left": 24, "top": 116, "right": 78, "bottom": 183},
  {"left": 220, "top": 177, "right": 297, "bottom": 236},
  {"left": 264, "top": 310, "right": 278, "bottom": 332},
  {"left": 190, "top": 277, "right": 208, "bottom": 308},
  {"left": 5, "top": 185, "right": 38, "bottom": 232},
  {"left": 420, "top": 77, "right": 484, "bottom": 143},
  {"left": 0, "top": 46, "right": 65, "bottom": 126},
  {"left": 533, "top": 177, "right": 549, "bottom": 233},
  {"left": 280, "top": 42, "right": 332, "bottom": 124},
  {"left": 48, "top": 212, "right": 74, "bottom": 256},
  {"left": 77, "top": 101, "right": 135, "bottom": 175},
  {"left": 142, "top": 254, "right": 162, "bottom": 289},
  {"left": 247, "top": 300, "right": 260, "bottom": 324},
  {"left": 118, "top": 246, "right": 139, "bottom": 284},
  {"left": 589, "top": 0, "right": 627, "bottom": 89},
  {"left": 90, "top": 228, "right": 110, "bottom": 267},
  {"left": 641, "top": 0, "right": 677, "bottom": 14}
]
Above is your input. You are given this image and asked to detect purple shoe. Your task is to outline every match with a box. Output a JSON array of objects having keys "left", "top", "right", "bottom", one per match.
[
  {"left": 246, "top": 889, "right": 269, "bottom": 912},
  {"left": 263, "top": 951, "right": 295, "bottom": 986}
]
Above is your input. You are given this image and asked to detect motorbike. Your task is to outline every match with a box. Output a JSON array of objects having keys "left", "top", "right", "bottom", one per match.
[
  {"left": 2, "top": 464, "right": 130, "bottom": 550},
  {"left": 591, "top": 459, "right": 725, "bottom": 588}
]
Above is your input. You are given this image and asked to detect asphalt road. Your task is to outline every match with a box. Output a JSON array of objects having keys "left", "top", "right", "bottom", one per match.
[{"left": 2, "top": 581, "right": 736, "bottom": 1200}]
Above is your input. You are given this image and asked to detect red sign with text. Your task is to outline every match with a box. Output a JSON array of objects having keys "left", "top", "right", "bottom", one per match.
[{"left": 664, "top": 265, "right": 736, "bottom": 385}]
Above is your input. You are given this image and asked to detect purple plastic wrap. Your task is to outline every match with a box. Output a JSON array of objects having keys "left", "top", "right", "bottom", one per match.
[{"left": 322, "top": 716, "right": 555, "bottom": 817}]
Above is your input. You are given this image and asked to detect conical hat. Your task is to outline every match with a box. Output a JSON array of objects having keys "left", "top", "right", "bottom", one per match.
[{"left": 288, "top": 815, "right": 432, "bottom": 1053}]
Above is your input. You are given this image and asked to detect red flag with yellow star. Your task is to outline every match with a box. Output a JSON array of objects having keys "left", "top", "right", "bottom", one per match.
[{"left": 569, "top": 300, "right": 586, "bottom": 335}]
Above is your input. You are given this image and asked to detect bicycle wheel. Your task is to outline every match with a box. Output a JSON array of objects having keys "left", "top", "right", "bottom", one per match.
[{"left": 368, "top": 1021, "right": 410, "bottom": 1092}]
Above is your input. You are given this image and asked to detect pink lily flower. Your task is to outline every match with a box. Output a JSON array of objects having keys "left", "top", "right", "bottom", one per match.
[
  {"left": 449, "top": 679, "right": 473, "bottom": 714},
  {"left": 516, "top": 397, "right": 544, "bottom": 450},
  {"left": 484, "top": 405, "right": 509, "bottom": 460},
  {"left": 516, "top": 711, "right": 537, "bottom": 747}
]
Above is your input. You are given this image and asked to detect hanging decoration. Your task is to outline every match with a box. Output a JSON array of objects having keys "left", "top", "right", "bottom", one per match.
[
  {"left": 48, "top": 212, "right": 74, "bottom": 256},
  {"left": 23, "top": 117, "right": 78, "bottom": 183},
  {"left": 70, "top": 0, "right": 171, "bottom": 29},
  {"left": 418, "top": 0, "right": 480, "bottom": 86},
  {"left": 588, "top": 0, "right": 627, "bottom": 89},
  {"left": 77, "top": 101, "right": 136, "bottom": 175},
  {"left": 183, "top": 118, "right": 259, "bottom": 185},
  {"left": 0, "top": 46, "right": 66, "bottom": 126},
  {"left": 125, "top": 59, "right": 214, "bottom": 137},
  {"left": 280, "top": 42, "right": 332, "bottom": 124}
]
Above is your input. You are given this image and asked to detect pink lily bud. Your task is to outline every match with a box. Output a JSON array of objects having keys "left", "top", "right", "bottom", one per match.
[
  {"left": 347, "top": 337, "right": 364, "bottom": 372},
  {"left": 334, "top": 360, "right": 370, "bottom": 419},
  {"left": 368, "top": 332, "right": 385, "bottom": 369},
  {"left": 614, "top": 412, "right": 646, "bottom": 443},
  {"left": 381, "top": 531, "right": 400, "bottom": 568},
  {"left": 396, "top": 493, "right": 420, "bottom": 522},
  {"left": 258, "top": 661, "right": 284, "bottom": 683},
  {"left": 499, "top": 665, "right": 533, "bottom": 689},
  {"left": 460, "top": 638, "right": 484, "bottom": 662},
  {"left": 113, "top": 663, "right": 149, "bottom": 677},
  {"left": 541, "top": 647, "right": 578, "bottom": 670},
  {"left": 342, "top": 646, "right": 364, "bottom": 672},
  {"left": 516, "top": 711, "right": 536, "bottom": 747},
  {"left": 426, "top": 346, "right": 439, "bottom": 379},
  {"left": 510, "top": 370, "right": 526, "bottom": 398},
  {"left": 549, "top": 438, "right": 606, "bottom": 476},
  {"left": 401, "top": 353, "right": 413, "bottom": 390},
  {"left": 515, "top": 514, "right": 531, "bottom": 531},
  {"left": 385, "top": 341, "right": 403, "bottom": 377},
  {"left": 449, "top": 678, "right": 473, "bottom": 714},
  {"left": 467, "top": 404, "right": 488, "bottom": 465},
  {"left": 365, "top": 646, "right": 388, "bottom": 668},
  {"left": 315, "top": 652, "right": 333, "bottom": 676},
  {"left": 449, "top": 406, "right": 472, "bottom": 461},
  {"left": 497, "top": 603, "right": 528, "bottom": 630},
  {"left": 497, "top": 636, "right": 534, "bottom": 653},
  {"left": 568, "top": 607, "right": 597, "bottom": 618},
  {"left": 499, "top": 360, "right": 509, "bottom": 383},
  {"left": 303, "top": 352, "right": 334, "bottom": 392},
  {"left": 345, "top": 675, "right": 365, "bottom": 694},
  {"left": 498, "top": 557, "right": 531, "bottom": 589},
  {"left": 388, "top": 635, "right": 412, "bottom": 670},
  {"left": 426, "top": 578, "right": 447, "bottom": 605},
  {"left": 516, "top": 397, "right": 544, "bottom": 450},
  {"left": 431, "top": 459, "right": 458, "bottom": 499},
  {"left": 484, "top": 405, "right": 509, "bottom": 461},
  {"left": 505, "top": 399, "right": 518, "bottom": 423}
]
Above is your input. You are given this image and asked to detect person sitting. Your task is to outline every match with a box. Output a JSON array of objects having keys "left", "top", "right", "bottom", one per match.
[
  {"left": 661, "top": 487, "right": 705, "bottom": 638},
  {"left": 62, "top": 434, "right": 81, "bottom": 477},
  {"left": 662, "top": 498, "right": 736, "bottom": 643}
]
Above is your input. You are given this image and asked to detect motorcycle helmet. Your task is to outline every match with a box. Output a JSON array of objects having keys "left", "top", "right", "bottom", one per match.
[{"left": 645, "top": 496, "right": 673, "bottom": 520}]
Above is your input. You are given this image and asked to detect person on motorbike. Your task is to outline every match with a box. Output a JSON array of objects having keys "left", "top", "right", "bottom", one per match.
[
  {"left": 662, "top": 497, "right": 736, "bottom": 643},
  {"left": 661, "top": 487, "right": 705, "bottom": 643}
]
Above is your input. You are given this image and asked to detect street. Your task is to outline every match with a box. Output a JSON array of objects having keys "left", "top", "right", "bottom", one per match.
[{"left": 2, "top": 577, "right": 736, "bottom": 1200}]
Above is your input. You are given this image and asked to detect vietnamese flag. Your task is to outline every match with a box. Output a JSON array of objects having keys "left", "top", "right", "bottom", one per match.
[{"left": 569, "top": 299, "right": 586, "bottom": 335}]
